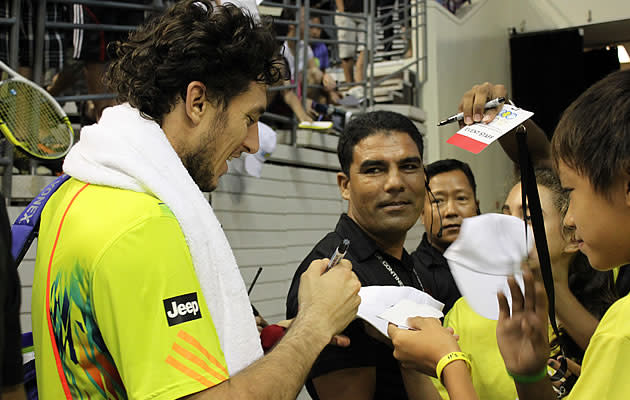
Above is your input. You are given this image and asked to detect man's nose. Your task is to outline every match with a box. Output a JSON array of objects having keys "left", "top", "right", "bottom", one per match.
[
  {"left": 443, "top": 198, "right": 458, "bottom": 217},
  {"left": 243, "top": 122, "right": 260, "bottom": 154},
  {"left": 384, "top": 168, "right": 404, "bottom": 192}
]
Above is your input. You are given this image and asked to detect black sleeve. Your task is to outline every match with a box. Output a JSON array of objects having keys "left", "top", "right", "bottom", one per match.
[
  {"left": 0, "top": 195, "right": 23, "bottom": 387},
  {"left": 309, "top": 319, "right": 387, "bottom": 378},
  {"left": 285, "top": 234, "right": 383, "bottom": 382},
  {"left": 286, "top": 233, "right": 339, "bottom": 320}
]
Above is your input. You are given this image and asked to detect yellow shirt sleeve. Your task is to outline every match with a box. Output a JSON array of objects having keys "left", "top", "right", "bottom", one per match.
[
  {"left": 568, "top": 333, "right": 630, "bottom": 399},
  {"left": 92, "top": 215, "right": 229, "bottom": 400},
  {"left": 568, "top": 295, "right": 630, "bottom": 399}
]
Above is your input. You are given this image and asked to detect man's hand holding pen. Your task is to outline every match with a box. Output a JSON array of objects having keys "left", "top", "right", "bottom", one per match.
[
  {"left": 297, "top": 258, "right": 361, "bottom": 343},
  {"left": 326, "top": 238, "right": 350, "bottom": 271},
  {"left": 259, "top": 240, "right": 358, "bottom": 352},
  {"left": 458, "top": 82, "right": 508, "bottom": 125}
]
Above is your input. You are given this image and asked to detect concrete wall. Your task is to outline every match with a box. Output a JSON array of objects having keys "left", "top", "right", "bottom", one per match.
[
  {"left": 508, "top": 0, "right": 630, "bottom": 32},
  {"left": 421, "top": 0, "right": 515, "bottom": 212}
]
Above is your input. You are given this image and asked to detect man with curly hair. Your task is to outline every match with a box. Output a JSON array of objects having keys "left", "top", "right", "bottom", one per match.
[{"left": 30, "top": 2, "right": 361, "bottom": 399}]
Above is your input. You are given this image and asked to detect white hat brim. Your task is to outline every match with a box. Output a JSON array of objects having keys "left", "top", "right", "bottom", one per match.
[{"left": 449, "top": 259, "right": 524, "bottom": 320}]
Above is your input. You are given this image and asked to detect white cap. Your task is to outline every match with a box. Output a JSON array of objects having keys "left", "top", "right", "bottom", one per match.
[
  {"left": 244, "top": 122, "right": 277, "bottom": 178},
  {"left": 444, "top": 213, "right": 533, "bottom": 320}
]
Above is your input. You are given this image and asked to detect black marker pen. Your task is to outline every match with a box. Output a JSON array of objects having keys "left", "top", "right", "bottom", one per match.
[{"left": 326, "top": 239, "right": 350, "bottom": 271}]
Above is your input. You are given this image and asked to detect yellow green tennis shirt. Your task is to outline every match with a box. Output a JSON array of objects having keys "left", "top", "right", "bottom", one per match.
[
  {"left": 32, "top": 178, "right": 229, "bottom": 399},
  {"left": 567, "top": 292, "right": 630, "bottom": 399}
]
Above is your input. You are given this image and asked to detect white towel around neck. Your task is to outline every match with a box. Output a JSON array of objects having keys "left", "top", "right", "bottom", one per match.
[{"left": 63, "top": 103, "right": 262, "bottom": 374}]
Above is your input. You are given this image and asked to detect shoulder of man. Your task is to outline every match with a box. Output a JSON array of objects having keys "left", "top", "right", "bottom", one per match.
[{"left": 285, "top": 231, "right": 341, "bottom": 319}]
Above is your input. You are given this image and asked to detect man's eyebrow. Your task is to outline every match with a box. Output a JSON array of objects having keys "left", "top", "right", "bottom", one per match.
[
  {"left": 359, "top": 159, "right": 386, "bottom": 169},
  {"left": 398, "top": 156, "right": 422, "bottom": 164},
  {"left": 431, "top": 186, "right": 473, "bottom": 195}
]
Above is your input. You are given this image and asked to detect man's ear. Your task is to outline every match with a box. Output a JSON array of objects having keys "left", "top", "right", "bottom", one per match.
[
  {"left": 185, "top": 81, "right": 208, "bottom": 125},
  {"left": 337, "top": 172, "right": 351, "bottom": 200}
]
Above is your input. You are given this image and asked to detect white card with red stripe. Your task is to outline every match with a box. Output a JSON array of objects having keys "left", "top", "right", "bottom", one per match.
[{"left": 447, "top": 104, "right": 534, "bottom": 154}]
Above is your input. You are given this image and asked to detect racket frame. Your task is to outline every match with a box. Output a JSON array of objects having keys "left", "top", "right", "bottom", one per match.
[{"left": 0, "top": 60, "right": 74, "bottom": 160}]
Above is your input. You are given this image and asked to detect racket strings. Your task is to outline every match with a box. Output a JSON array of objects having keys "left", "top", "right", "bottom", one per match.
[{"left": 0, "top": 80, "right": 72, "bottom": 158}]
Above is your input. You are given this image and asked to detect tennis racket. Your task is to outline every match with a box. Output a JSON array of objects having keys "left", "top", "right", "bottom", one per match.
[{"left": 0, "top": 61, "right": 74, "bottom": 159}]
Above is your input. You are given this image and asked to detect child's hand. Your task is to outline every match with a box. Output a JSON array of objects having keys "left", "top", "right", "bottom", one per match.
[
  {"left": 496, "top": 266, "right": 550, "bottom": 377},
  {"left": 388, "top": 317, "right": 460, "bottom": 377}
]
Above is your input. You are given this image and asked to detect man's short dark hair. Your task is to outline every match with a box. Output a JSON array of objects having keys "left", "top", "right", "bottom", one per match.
[
  {"left": 106, "top": 0, "right": 282, "bottom": 124},
  {"left": 337, "top": 111, "right": 424, "bottom": 176},
  {"left": 551, "top": 69, "right": 630, "bottom": 197},
  {"left": 425, "top": 159, "right": 477, "bottom": 198}
]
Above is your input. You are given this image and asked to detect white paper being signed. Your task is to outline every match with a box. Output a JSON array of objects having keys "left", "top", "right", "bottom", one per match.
[
  {"left": 378, "top": 299, "right": 444, "bottom": 329},
  {"left": 357, "top": 286, "right": 444, "bottom": 337}
]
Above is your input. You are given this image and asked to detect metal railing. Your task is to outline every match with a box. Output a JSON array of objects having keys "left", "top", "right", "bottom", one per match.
[
  {"left": 32, "top": 0, "right": 162, "bottom": 96},
  {"left": 266, "top": 0, "right": 426, "bottom": 111},
  {"left": 369, "top": 0, "right": 427, "bottom": 106}
]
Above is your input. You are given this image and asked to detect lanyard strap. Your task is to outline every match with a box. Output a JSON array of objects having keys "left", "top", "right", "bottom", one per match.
[
  {"left": 515, "top": 126, "right": 563, "bottom": 350},
  {"left": 374, "top": 253, "right": 425, "bottom": 291},
  {"left": 11, "top": 174, "right": 70, "bottom": 266}
]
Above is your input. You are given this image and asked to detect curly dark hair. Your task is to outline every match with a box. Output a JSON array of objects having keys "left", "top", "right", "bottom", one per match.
[{"left": 106, "top": 0, "right": 283, "bottom": 124}]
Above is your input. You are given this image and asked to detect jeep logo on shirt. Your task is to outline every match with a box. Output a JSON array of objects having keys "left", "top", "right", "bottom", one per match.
[{"left": 163, "top": 293, "right": 202, "bottom": 326}]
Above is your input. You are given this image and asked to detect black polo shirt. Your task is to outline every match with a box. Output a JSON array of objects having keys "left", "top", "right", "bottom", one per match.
[
  {"left": 411, "top": 233, "right": 461, "bottom": 315},
  {"left": 286, "top": 214, "right": 424, "bottom": 400}
]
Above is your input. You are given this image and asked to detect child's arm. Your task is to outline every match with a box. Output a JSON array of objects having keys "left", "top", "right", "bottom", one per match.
[
  {"left": 388, "top": 318, "right": 479, "bottom": 400},
  {"left": 555, "top": 284, "right": 599, "bottom": 350}
]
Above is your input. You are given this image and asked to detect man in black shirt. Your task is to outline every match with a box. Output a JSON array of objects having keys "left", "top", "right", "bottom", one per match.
[
  {"left": 287, "top": 111, "right": 427, "bottom": 400},
  {"left": 412, "top": 159, "right": 480, "bottom": 314}
]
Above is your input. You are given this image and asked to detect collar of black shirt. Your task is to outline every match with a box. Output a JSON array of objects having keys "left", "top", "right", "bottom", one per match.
[
  {"left": 334, "top": 213, "right": 414, "bottom": 269},
  {"left": 413, "top": 232, "right": 449, "bottom": 269}
]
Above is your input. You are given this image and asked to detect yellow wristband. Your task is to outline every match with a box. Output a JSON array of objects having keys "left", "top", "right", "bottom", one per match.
[{"left": 436, "top": 352, "right": 471, "bottom": 382}]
